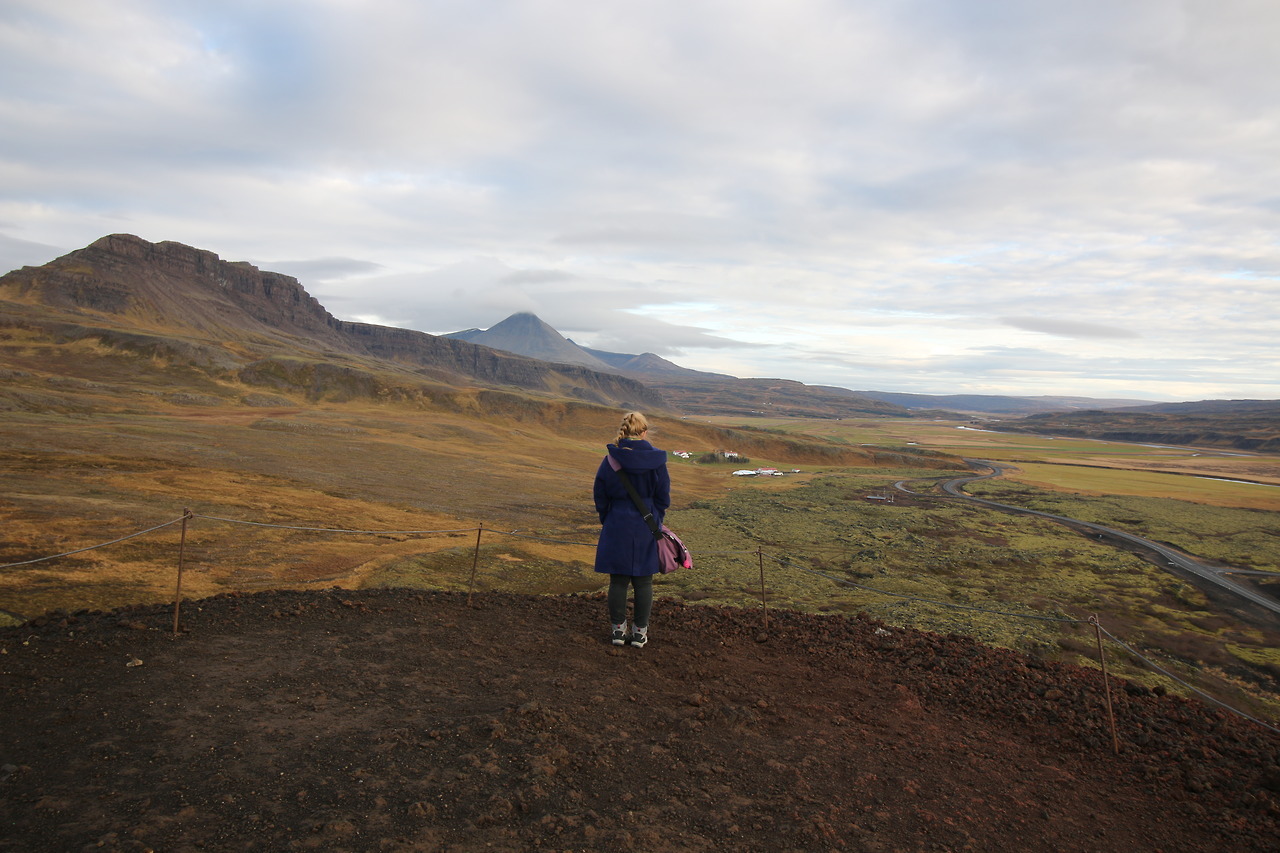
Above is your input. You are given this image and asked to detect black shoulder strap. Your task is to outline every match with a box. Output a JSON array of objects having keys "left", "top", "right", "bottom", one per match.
[{"left": 608, "top": 456, "right": 661, "bottom": 540}]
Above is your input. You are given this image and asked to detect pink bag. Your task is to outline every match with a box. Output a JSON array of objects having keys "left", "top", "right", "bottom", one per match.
[{"left": 657, "top": 525, "right": 693, "bottom": 574}]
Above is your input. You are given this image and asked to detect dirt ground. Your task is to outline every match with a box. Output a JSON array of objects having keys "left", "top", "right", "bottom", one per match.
[{"left": 2, "top": 589, "right": 1278, "bottom": 853}]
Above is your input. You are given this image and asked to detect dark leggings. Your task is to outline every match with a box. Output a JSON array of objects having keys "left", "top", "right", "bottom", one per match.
[{"left": 608, "top": 573, "right": 654, "bottom": 628}]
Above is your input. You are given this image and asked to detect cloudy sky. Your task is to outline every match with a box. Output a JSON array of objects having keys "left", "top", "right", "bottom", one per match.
[{"left": 3, "top": 0, "right": 1279, "bottom": 401}]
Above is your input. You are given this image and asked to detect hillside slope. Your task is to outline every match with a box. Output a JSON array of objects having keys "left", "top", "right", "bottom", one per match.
[
  {"left": 2, "top": 589, "right": 1275, "bottom": 852},
  {"left": 0, "top": 235, "right": 663, "bottom": 411},
  {"left": 1001, "top": 404, "right": 1280, "bottom": 452},
  {"left": 643, "top": 374, "right": 907, "bottom": 419}
]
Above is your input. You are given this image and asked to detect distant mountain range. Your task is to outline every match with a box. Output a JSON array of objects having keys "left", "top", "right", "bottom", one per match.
[
  {"left": 439, "top": 313, "right": 1280, "bottom": 447},
  {"left": 444, "top": 313, "right": 911, "bottom": 417},
  {"left": 444, "top": 312, "right": 733, "bottom": 379},
  {"left": 442, "top": 313, "right": 1192, "bottom": 418},
  {"left": 4, "top": 234, "right": 1276, "bottom": 434},
  {"left": 853, "top": 390, "right": 1152, "bottom": 415}
]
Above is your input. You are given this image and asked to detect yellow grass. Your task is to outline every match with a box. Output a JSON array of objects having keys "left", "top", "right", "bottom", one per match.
[{"left": 1003, "top": 461, "right": 1280, "bottom": 511}]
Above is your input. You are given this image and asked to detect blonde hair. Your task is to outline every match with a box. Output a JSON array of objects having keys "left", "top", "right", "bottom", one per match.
[{"left": 615, "top": 411, "right": 649, "bottom": 446}]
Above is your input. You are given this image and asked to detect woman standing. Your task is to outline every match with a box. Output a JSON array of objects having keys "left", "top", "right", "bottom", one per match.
[{"left": 593, "top": 411, "right": 671, "bottom": 648}]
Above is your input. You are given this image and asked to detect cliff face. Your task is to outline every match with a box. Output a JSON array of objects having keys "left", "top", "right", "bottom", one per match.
[
  {"left": 1, "top": 234, "right": 347, "bottom": 346},
  {"left": 0, "top": 234, "right": 666, "bottom": 410}
]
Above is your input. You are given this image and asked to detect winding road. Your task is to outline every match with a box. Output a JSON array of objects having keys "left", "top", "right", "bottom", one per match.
[{"left": 896, "top": 459, "right": 1280, "bottom": 619}]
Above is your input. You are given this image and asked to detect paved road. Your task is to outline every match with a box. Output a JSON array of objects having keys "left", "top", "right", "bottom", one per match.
[{"left": 896, "top": 459, "right": 1280, "bottom": 619}]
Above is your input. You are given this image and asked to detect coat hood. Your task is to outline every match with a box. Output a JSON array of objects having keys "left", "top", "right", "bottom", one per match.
[{"left": 606, "top": 439, "right": 668, "bottom": 472}]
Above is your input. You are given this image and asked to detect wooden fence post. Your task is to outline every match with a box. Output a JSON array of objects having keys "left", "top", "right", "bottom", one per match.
[
  {"left": 172, "top": 508, "right": 192, "bottom": 637},
  {"left": 758, "top": 547, "right": 769, "bottom": 632},
  {"left": 467, "top": 524, "right": 483, "bottom": 607},
  {"left": 1090, "top": 614, "right": 1120, "bottom": 754}
]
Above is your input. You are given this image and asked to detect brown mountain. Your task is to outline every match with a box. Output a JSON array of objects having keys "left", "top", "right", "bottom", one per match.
[
  {"left": 1000, "top": 403, "right": 1280, "bottom": 452},
  {"left": 0, "top": 234, "right": 665, "bottom": 411}
]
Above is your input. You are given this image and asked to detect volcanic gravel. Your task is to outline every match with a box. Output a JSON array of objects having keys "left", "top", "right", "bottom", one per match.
[{"left": 2, "top": 589, "right": 1278, "bottom": 852}]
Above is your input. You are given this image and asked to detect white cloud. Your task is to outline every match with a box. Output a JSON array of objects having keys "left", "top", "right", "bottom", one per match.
[
  {"left": 265, "top": 257, "right": 385, "bottom": 282},
  {"left": 2, "top": 0, "right": 1279, "bottom": 401},
  {"left": 999, "top": 317, "right": 1139, "bottom": 340}
]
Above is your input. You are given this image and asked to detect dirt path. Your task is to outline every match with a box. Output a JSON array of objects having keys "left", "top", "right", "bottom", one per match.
[{"left": 2, "top": 589, "right": 1277, "bottom": 852}]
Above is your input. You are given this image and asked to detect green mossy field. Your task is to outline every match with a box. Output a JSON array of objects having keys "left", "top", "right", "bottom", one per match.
[{"left": 965, "top": 477, "right": 1280, "bottom": 573}]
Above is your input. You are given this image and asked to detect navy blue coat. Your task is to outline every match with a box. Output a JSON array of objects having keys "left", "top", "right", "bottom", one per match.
[{"left": 593, "top": 439, "right": 671, "bottom": 576}]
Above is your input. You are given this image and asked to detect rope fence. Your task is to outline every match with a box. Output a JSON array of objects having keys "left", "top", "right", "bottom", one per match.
[
  {"left": 0, "top": 517, "right": 187, "bottom": 568},
  {"left": 1099, "top": 625, "right": 1280, "bottom": 736},
  {"left": 3, "top": 508, "right": 1278, "bottom": 744}
]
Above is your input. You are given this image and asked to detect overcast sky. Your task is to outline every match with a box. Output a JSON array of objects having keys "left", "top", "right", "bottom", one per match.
[{"left": 3, "top": 0, "right": 1279, "bottom": 401}]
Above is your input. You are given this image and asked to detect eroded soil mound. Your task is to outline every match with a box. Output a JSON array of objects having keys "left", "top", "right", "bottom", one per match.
[{"left": 2, "top": 589, "right": 1277, "bottom": 852}]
